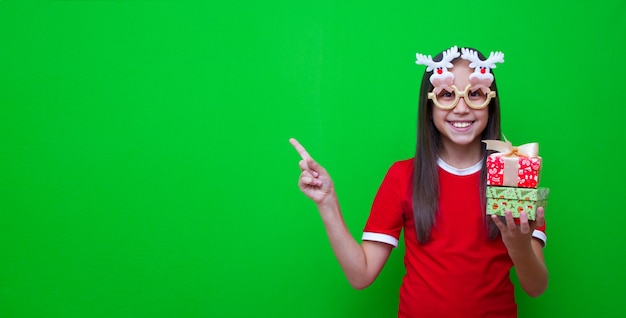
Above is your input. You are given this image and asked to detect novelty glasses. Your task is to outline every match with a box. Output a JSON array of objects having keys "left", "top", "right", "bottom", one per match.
[{"left": 428, "top": 84, "right": 496, "bottom": 110}]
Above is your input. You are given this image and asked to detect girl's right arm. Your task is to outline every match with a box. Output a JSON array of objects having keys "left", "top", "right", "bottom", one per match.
[{"left": 290, "top": 138, "right": 392, "bottom": 289}]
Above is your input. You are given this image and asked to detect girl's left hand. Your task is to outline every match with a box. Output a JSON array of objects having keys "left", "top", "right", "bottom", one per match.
[{"left": 491, "top": 207, "right": 545, "bottom": 253}]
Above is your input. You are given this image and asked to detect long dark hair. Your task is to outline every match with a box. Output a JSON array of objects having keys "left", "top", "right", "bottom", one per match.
[{"left": 412, "top": 47, "right": 502, "bottom": 244}]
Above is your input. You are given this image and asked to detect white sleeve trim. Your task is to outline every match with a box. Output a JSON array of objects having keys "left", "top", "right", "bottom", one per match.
[
  {"left": 532, "top": 230, "right": 547, "bottom": 247},
  {"left": 362, "top": 232, "right": 398, "bottom": 248}
]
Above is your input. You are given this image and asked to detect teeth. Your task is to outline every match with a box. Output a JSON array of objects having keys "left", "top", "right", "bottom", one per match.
[{"left": 451, "top": 122, "right": 471, "bottom": 128}]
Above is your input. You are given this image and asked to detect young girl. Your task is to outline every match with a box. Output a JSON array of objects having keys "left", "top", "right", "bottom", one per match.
[{"left": 290, "top": 46, "right": 548, "bottom": 318}]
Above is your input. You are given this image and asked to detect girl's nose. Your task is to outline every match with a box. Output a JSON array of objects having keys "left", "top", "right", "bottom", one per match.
[{"left": 453, "top": 96, "right": 470, "bottom": 113}]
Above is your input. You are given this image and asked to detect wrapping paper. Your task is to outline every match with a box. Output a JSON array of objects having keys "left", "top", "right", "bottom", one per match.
[
  {"left": 486, "top": 186, "right": 550, "bottom": 220},
  {"left": 487, "top": 156, "right": 541, "bottom": 188},
  {"left": 483, "top": 139, "right": 542, "bottom": 188}
]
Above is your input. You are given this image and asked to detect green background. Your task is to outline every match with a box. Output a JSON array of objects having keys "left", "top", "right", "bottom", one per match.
[{"left": 1, "top": 1, "right": 624, "bottom": 317}]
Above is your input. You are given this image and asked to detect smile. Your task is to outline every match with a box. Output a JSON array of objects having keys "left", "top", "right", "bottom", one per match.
[{"left": 449, "top": 121, "right": 473, "bottom": 128}]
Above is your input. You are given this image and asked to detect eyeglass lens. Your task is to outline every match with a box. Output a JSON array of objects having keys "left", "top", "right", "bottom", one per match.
[{"left": 434, "top": 87, "right": 488, "bottom": 108}]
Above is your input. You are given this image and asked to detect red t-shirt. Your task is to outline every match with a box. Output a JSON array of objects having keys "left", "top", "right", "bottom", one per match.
[{"left": 363, "top": 158, "right": 547, "bottom": 318}]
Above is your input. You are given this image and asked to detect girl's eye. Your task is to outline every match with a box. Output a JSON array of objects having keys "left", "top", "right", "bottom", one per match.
[
  {"left": 439, "top": 90, "right": 454, "bottom": 99},
  {"left": 468, "top": 90, "right": 485, "bottom": 99}
]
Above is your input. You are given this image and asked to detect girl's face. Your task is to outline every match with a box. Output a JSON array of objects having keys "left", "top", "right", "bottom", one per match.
[{"left": 432, "top": 59, "right": 489, "bottom": 150}]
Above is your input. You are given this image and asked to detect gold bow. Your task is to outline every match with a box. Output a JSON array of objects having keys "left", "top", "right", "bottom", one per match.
[{"left": 482, "top": 137, "right": 538, "bottom": 158}]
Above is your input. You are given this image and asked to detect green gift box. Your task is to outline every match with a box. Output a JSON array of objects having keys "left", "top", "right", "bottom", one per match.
[{"left": 486, "top": 186, "right": 550, "bottom": 220}]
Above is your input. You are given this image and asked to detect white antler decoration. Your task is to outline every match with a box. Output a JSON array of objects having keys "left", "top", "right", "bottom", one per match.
[
  {"left": 484, "top": 51, "right": 504, "bottom": 68},
  {"left": 440, "top": 46, "right": 461, "bottom": 67},
  {"left": 415, "top": 53, "right": 436, "bottom": 72}
]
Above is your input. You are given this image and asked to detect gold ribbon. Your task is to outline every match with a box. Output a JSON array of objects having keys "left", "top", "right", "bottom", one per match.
[
  {"left": 482, "top": 138, "right": 538, "bottom": 158},
  {"left": 482, "top": 137, "right": 539, "bottom": 187}
]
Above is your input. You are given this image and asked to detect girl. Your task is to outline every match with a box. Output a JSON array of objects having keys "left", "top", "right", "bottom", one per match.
[{"left": 290, "top": 46, "right": 548, "bottom": 318}]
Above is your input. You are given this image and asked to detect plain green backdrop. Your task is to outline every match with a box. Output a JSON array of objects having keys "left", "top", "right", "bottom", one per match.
[{"left": 1, "top": 1, "right": 625, "bottom": 317}]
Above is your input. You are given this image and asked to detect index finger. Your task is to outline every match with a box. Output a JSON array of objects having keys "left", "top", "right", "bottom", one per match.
[
  {"left": 289, "top": 138, "right": 312, "bottom": 160},
  {"left": 534, "top": 206, "right": 546, "bottom": 228}
]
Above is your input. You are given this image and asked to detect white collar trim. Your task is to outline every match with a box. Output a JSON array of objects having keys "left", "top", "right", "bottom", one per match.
[{"left": 437, "top": 157, "right": 483, "bottom": 176}]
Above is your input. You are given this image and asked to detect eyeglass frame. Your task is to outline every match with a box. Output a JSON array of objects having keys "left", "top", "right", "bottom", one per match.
[{"left": 427, "top": 84, "right": 497, "bottom": 110}]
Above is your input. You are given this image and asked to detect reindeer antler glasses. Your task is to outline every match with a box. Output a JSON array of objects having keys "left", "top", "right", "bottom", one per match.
[
  {"left": 416, "top": 46, "right": 504, "bottom": 110},
  {"left": 428, "top": 84, "right": 496, "bottom": 110}
]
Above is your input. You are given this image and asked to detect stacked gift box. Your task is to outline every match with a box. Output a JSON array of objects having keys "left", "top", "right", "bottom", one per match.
[{"left": 483, "top": 139, "right": 549, "bottom": 220}]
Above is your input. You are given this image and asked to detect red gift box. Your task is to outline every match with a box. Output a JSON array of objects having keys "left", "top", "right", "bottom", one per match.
[{"left": 483, "top": 139, "right": 542, "bottom": 189}]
